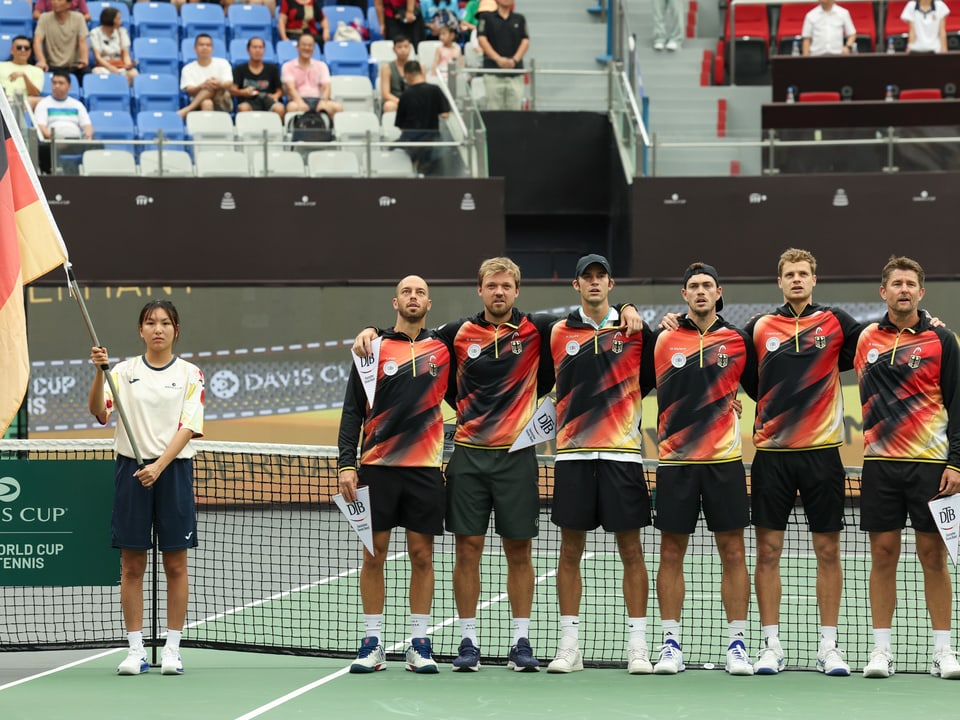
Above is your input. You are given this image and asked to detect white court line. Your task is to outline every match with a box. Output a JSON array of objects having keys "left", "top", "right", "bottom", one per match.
[
  {"left": 231, "top": 554, "right": 579, "bottom": 720},
  {"left": 0, "top": 555, "right": 402, "bottom": 691}
]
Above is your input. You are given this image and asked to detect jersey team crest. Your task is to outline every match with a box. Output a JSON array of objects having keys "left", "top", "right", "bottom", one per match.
[
  {"left": 815, "top": 326, "right": 827, "bottom": 349},
  {"left": 511, "top": 332, "right": 523, "bottom": 354},
  {"left": 717, "top": 345, "right": 728, "bottom": 368},
  {"left": 909, "top": 346, "right": 923, "bottom": 369}
]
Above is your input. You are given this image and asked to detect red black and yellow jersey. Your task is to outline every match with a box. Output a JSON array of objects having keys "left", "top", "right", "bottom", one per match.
[
  {"left": 338, "top": 328, "right": 453, "bottom": 470},
  {"left": 653, "top": 315, "right": 758, "bottom": 463},
  {"left": 550, "top": 312, "right": 655, "bottom": 455},
  {"left": 745, "top": 303, "right": 860, "bottom": 451},
  {"left": 855, "top": 313, "right": 960, "bottom": 468},
  {"left": 435, "top": 308, "right": 556, "bottom": 449}
]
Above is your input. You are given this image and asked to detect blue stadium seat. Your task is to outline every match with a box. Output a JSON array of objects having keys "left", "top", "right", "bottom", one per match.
[
  {"left": 227, "top": 4, "right": 272, "bottom": 42},
  {"left": 180, "top": 3, "right": 227, "bottom": 42},
  {"left": 324, "top": 40, "right": 369, "bottom": 77},
  {"left": 181, "top": 36, "right": 229, "bottom": 63},
  {"left": 366, "top": 6, "right": 382, "bottom": 41},
  {"left": 83, "top": 72, "right": 131, "bottom": 111},
  {"left": 230, "top": 37, "right": 277, "bottom": 65},
  {"left": 132, "top": 1, "right": 179, "bottom": 41},
  {"left": 326, "top": 5, "right": 365, "bottom": 30},
  {"left": 86, "top": 1, "right": 131, "bottom": 31},
  {"left": 136, "top": 110, "right": 186, "bottom": 154},
  {"left": 0, "top": 0, "right": 33, "bottom": 37},
  {"left": 132, "top": 72, "right": 180, "bottom": 112},
  {"left": 276, "top": 39, "right": 323, "bottom": 65},
  {"left": 90, "top": 109, "right": 135, "bottom": 153},
  {"left": 42, "top": 72, "right": 83, "bottom": 99},
  {"left": 132, "top": 36, "right": 179, "bottom": 76},
  {"left": 0, "top": 32, "right": 13, "bottom": 60}
]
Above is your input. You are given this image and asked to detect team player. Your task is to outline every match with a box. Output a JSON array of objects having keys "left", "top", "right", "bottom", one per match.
[
  {"left": 855, "top": 256, "right": 960, "bottom": 680},
  {"left": 545, "top": 255, "right": 656, "bottom": 675},
  {"left": 651, "top": 263, "right": 758, "bottom": 676},
  {"left": 338, "top": 275, "right": 453, "bottom": 674},
  {"left": 88, "top": 301, "right": 205, "bottom": 676},
  {"left": 745, "top": 248, "right": 859, "bottom": 676}
]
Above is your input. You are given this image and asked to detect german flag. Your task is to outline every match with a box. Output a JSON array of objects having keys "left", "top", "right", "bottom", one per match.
[{"left": 0, "top": 93, "right": 67, "bottom": 435}]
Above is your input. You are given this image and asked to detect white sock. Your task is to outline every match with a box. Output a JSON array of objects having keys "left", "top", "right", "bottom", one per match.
[
  {"left": 933, "top": 630, "right": 952, "bottom": 653},
  {"left": 460, "top": 617, "right": 478, "bottom": 645},
  {"left": 165, "top": 629, "right": 182, "bottom": 652},
  {"left": 560, "top": 615, "right": 580, "bottom": 640},
  {"left": 762, "top": 625, "right": 779, "bottom": 643},
  {"left": 662, "top": 619, "right": 681, "bottom": 646},
  {"left": 820, "top": 626, "right": 838, "bottom": 645},
  {"left": 364, "top": 614, "right": 383, "bottom": 642},
  {"left": 127, "top": 631, "right": 144, "bottom": 650},
  {"left": 873, "top": 628, "right": 892, "bottom": 651},
  {"left": 410, "top": 613, "right": 430, "bottom": 639},
  {"left": 513, "top": 617, "right": 530, "bottom": 644},
  {"left": 729, "top": 620, "right": 747, "bottom": 644},
  {"left": 627, "top": 617, "right": 646, "bottom": 642}
]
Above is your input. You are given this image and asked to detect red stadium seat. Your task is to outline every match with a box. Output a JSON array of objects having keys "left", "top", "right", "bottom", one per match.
[
  {"left": 776, "top": 3, "right": 816, "bottom": 53},
  {"left": 847, "top": 2, "right": 877, "bottom": 51},
  {"left": 798, "top": 91, "right": 842, "bottom": 102},
  {"left": 898, "top": 88, "right": 943, "bottom": 100},
  {"left": 723, "top": 4, "right": 770, "bottom": 84},
  {"left": 884, "top": 1, "right": 909, "bottom": 51}
]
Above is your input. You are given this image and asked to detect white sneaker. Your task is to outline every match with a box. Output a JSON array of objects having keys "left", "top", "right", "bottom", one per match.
[
  {"left": 350, "top": 637, "right": 387, "bottom": 673},
  {"left": 653, "top": 639, "right": 684, "bottom": 674},
  {"left": 863, "top": 646, "right": 895, "bottom": 678},
  {"left": 161, "top": 646, "right": 183, "bottom": 675},
  {"left": 653, "top": 39, "right": 665, "bottom": 51},
  {"left": 665, "top": 39, "right": 680, "bottom": 51},
  {"left": 932, "top": 646, "right": 960, "bottom": 679},
  {"left": 754, "top": 638, "right": 784, "bottom": 675},
  {"left": 816, "top": 640, "right": 850, "bottom": 676},
  {"left": 627, "top": 638, "right": 653, "bottom": 674},
  {"left": 405, "top": 637, "right": 439, "bottom": 674},
  {"left": 547, "top": 636, "right": 583, "bottom": 673},
  {"left": 117, "top": 647, "right": 149, "bottom": 675},
  {"left": 725, "top": 640, "right": 754, "bottom": 676}
]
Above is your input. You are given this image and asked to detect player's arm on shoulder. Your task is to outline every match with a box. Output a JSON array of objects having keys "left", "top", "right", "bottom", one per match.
[
  {"left": 738, "top": 328, "right": 759, "bottom": 401},
  {"left": 615, "top": 303, "right": 643, "bottom": 336},
  {"left": 352, "top": 326, "right": 382, "bottom": 357}
]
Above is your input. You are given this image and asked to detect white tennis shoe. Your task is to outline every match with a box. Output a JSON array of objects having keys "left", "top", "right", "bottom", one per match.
[
  {"left": 547, "top": 636, "right": 583, "bottom": 673},
  {"left": 932, "top": 647, "right": 960, "bottom": 679},
  {"left": 863, "top": 647, "right": 895, "bottom": 678}
]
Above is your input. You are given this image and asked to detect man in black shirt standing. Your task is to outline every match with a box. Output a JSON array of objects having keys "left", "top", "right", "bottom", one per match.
[
  {"left": 231, "top": 36, "right": 285, "bottom": 120},
  {"left": 477, "top": 0, "right": 529, "bottom": 110},
  {"left": 396, "top": 60, "right": 450, "bottom": 173}
]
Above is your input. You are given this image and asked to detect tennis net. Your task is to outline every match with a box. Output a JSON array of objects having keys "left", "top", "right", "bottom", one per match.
[{"left": 0, "top": 439, "right": 950, "bottom": 673}]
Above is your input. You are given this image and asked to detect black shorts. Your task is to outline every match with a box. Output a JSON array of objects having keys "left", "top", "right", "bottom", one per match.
[
  {"left": 751, "top": 447, "right": 845, "bottom": 533},
  {"left": 244, "top": 93, "right": 278, "bottom": 112},
  {"left": 654, "top": 462, "right": 749, "bottom": 535},
  {"left": 358, "top": 465, "right": 445, "bottom": 536},
  {"left": 445, "top": 445, "right": 539, "bottom": 539},
  {"left": 112, "top": 455, "right": 198, "bottom": 551},
  {"left": 551, "top": 459, "right": 652, "bottom": 532},
  {"left": 860, "top": 460, "right": 943, "bottom": 533}
]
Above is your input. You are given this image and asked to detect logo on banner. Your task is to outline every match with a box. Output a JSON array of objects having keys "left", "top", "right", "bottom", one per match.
[
  {"left": 135, "top": 195, "right": 154, "bottom": 206},
  {"left": 48, "top": 193, "right": 70, "bottom": 206},
  {"left": 832, "top": 189, "right": 849, "bottom": 207},
  {"left": 220, "top": 192, "right": 237, "bottom": 210},
  {"left": 748, "top": 193, "right": 767, "bottom": 204},
  {"left": 912, "top": 190, "right": 936, "bottom": 203},
  {"left": 0, "top": 477, "right": 21, "bottom": 503},
  {"left": 663, "top": 193, "right": 687, "bottom": 205},
  {"left": 208, "top": 370, "right": 241, "bottom": 399},
  {"left": 378, "top": 196, "right": 397, "bottom": 207},
  {"left": 294, "top": 195, "right": 317, "bottom": 207},
  {"left": 460, "top": 193, "right": 476, "bottom": 211}
]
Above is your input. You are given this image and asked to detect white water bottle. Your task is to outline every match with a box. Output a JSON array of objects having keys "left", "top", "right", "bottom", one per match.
[
  {"left": 786, "top": 86, "right": 796, "bottom": 103},
  {"left": 791, "top": 38, "right": 800, "bottom": 56},
  {"left": 885, "top": 85, "right": 895, "bottom": 101}
]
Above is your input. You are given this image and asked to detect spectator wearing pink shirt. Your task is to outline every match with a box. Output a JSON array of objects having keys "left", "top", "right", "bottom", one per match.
[{"left": 280, "top": 33, "right": 342, "bottom": 115}]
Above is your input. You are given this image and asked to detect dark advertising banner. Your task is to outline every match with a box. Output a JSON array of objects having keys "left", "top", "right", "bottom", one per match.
[
  {"left": 36, "top": 177, "right": 506, "bottom": 284},
  {"left": 631, "top": 173, "right": 960, "bottom": 280},
  {"left": 0, "top": 460, "right": 117, "bottom": 586}
]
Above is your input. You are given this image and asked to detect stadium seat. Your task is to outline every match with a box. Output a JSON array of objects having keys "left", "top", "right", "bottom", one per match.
[
  {"left": 181, "top": 36, "right": 229, "bottom": 63},
  {"left": 0, "top": 33, "right": 12, "bottom": 61},
  {"left": 883, "top": 1, "right": 909, "bottom": 51},
  {"left": 89, "top": 109, "right": 136, "bottom": 153},
  {"left": 132, "top": 73, "right": 180, "bottom": 113},
  {"left": 848, "top": 2, "right": 876, "bottom": 52},
  {"left": 230, "top": 37, "right": 278, "bottom": 64},
  {"left": 132, "top": 2, "right": 179, "bottom": 41},
  {"left": 83, "top": 72, "right": 131, "bottom": 112},
  {"left": 132, "top": 37, "right": 180, "bottom": 76},
  {"left": 139, "top": 148, "right": 195, "bottom": 176},
  {"left": 235, "top": 110, "right": 283, "bottom": 159},
  {"left": 899, "top": 88, "right": 943, "bottom": 100},
  {"left": 180, "top": 3, "right": 227, "bottom": 42},
  {"left": 330, "top": 74, "right": 374, "bottom": 113},
  {"left": 724, "top": 5, "right": 770, "bottom": 84},
  {"left": 227, "top": 4, "right": 273, "bottom": 42},
  {"left": 195, "top": 149, "right": 250, "bottom": 176},
  {"left": 775, "top": 3, "right": 815, "bottom": 54},
  {"left": 333, "top": 109, "right": 379, "bottom": 139},
  {"left": 798, "top": 91, "right": 841, "bottom": 102},
  {"left": 380, "top": 110, "right": 400, "bottom": 141},
  {"left": 370, "top": 148, "right": 415, "bottom": 177},
  {"left": 80, "top": 148, "right": 137, "bottom": 176},
  {"left": 136, "top": 110, "right": 186, "bottom": 153},
  {"left": 417, "top": 40, "right": 441, "bottom": 75},
  {"left": 86, "top": 1, "right": 131, "bottom": 31},
  {"left": 0, "top": 0, "right": 33, "bottom": 37},
  {"left": 325, "top": 40, "right": 370, "bottom": 77},
  {"left": 186, "top": 110, "right": 235, "bottom": 152},
  {"left": 366, "top": 5, "right": 382, "bottom": 40},
  {"left": 307, "top": 149, "right": 359, "bottom": 177},
  {"left": 368, "top": 39, "right": 395, "bottom": 65},
  {"left": 276, "top": 39, "right": 323, "bottom": 65},
  {"left": 42, "top": 72, "right": 82, "bottom": 99},
  {"left": 326, "top": 5, "right": 365, "bottom": 31},
  {"left": 251, "top": 149, "right": 306, "bottom": 176}
]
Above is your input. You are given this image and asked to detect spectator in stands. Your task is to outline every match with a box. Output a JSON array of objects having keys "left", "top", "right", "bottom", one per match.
[
  {"left": 0, "top": 35, "right": 45, "bottom": 110},
  {"left": 425, "top": 0, "right": 460, "bottom": 39},
  {"left": 34, "top": 0, "right": 90, "bottom": 77},
  {"left": 282, "top": 33, "right": 342, "bottom": 116},
  {"left": 89, "top": 6, "right": 138, "bottom": 86},
  {"left": 34, "top": 69, "right": 92, "bottom": 173},
  {"left": 432, "top": 24, "right": 463, "bottom": 80},
  {"left": 278, "top": 0, "right": 330, "bottom": 47},
  {"left": 232, "top": 36, "right": 284, "bottom": 120},
  {"left": 178, "top": 33, "right": 234, "bottom": 118},
  {"left": 34, "top": 0, "right": 90, "bottom": 23},
  {"left": 801, "top": 0, "right": 857, "bottom": 56},
  {"left": 651, "top": 0, "right": 684, "bottom": 50},
  {"left": 374, "top": 0, "right": 425, "bottom": 45},
  {"left": 379, "top": 34, "right": 412, "bottom": 113},
  {"left": 396, "top": 60, "right": 449, "bottom": 173},
  {"left": 902, "top": 0, "right": 951, "bottom": 53},
  {"left": 477, "top": 0, "right": 528, "bottom": 111}
]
